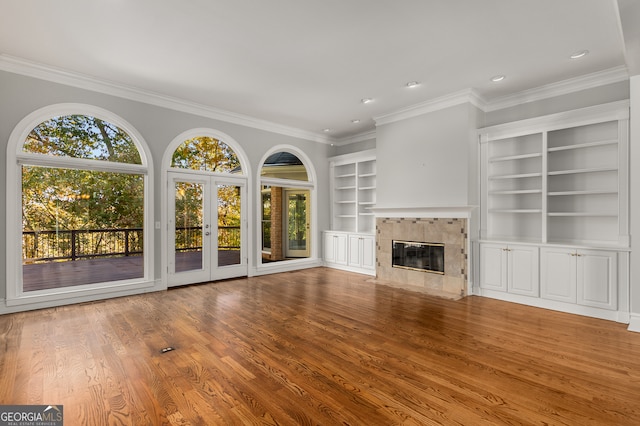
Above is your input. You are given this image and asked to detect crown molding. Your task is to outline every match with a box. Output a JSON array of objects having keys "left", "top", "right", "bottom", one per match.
[
  {"left": 0, "top": 54, "right": 332, "bottom": 144},
  {"left": 485, "top": 66, "right": 630, "bottom": 112},
  {"left": 373, "top": 89, "right": 487, "bottom": 127},
  {"left": 333, "top": 129, "right": 377, "bottom": 146}
]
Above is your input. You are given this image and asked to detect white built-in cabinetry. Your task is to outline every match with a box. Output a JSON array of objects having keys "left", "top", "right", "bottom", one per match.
[
  {"left": 478, "top": 101, "right": 629, "bottom": 322},
  {"left": 480, "top": 243, "right": 539, "bottom": 297},
  {"left": 323, "top": 231, "right": 375, "bottom": 275},
  {"left": 325, "top": 150, "right": 376, "bottom": 275}
]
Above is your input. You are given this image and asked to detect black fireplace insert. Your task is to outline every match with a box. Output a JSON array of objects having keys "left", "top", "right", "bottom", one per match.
[{"left": 392, "top": 240, "right": 444, "bottom": 274}]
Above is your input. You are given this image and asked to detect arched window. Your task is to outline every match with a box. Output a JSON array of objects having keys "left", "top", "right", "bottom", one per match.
[
  {"left": 163, "top": 130, "right": 249, "bottom": 287},
  {"left": 258, "top": 147, "right": 315, "bottom": 264},
  {"left": 7, "top": 105, "right": 153, "bottom": 306},
  {"left": 171, "top": 136, "right": 242, "bottom": 173}
]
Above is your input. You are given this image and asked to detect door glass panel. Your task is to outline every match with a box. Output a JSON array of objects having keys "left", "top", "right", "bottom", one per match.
[
  {"left": 217, "top": 184, "right": 241, "bottom": 267},
  {"left": 287, "top": 192, "right": 308, "bottom": 254},
  {"left": 174, "top": 182, "right": 203, "bottom": 273}
]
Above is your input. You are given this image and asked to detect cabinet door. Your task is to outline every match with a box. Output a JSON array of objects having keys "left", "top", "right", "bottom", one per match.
[
  {"left": 577, "top": 250, "right": 617, "bottom": 310},
  {"left": 323, "top": 232, "right": 336, "bottom": 263},
  {"left": 480, "top": 244, "right": 507, "bottom": 292},
  {"left": 348, "top": 234, "right": 361, "bottom": 266},
  {"left": 360, "top": 235, "right": 376, "bottom": 270},
  {"left": 324, "top": 232, "right": 348, "bottom": 265},
  {"left": 507, "top": 245, "right": 539, "bottom": 297},
  {"left": 540, "top": 248, "right": 576, "bottom": 303},
  {"left": 334, "top": 233, "right": 348, "bottom": 265}
]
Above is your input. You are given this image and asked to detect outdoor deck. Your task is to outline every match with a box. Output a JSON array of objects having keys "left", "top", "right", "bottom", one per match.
[{"left": 22, "top": 251, "right": 240, "bottom": 292}]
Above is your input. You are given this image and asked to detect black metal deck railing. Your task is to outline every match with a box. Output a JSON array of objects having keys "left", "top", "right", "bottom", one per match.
[{"left": 23, "top": 226, "right": 240, "bottom": 263}]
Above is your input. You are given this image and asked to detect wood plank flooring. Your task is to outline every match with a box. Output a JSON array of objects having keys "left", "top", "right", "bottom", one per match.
[{"left": 2, "top": 267, "right": 640, "bottom": 425}]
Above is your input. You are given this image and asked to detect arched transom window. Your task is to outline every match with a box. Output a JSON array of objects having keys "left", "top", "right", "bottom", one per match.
[{"left": 171, "top": 136, "right": 242, "bottom": 173}]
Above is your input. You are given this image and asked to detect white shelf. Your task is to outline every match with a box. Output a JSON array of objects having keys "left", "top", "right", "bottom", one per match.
[
  {"left": 489, "top": 172, "right": 543, "bottom": 180},
  {"left": 547, "top": 139, "right": 618, "bottom": 152},
  {"left": 489, "top": 152, "right": 542, "bottom": 162},
  {"left": 548, "top": 212, "right": 617, "bottom": 217},
  {"left": 489, "top": 209, "right": 542, "bottom": 214},
  {"left": 548, "top": 190, "right": 617, "bottom": 196},
  {"left": 335, "top": 200, "right": 356, "bottom": 204},
  {"left": 358, "top": 173, "right": 376, "bottom": 178},
  {"left": 359, "top": 186, "right": 376, "bottom": 190},
  {"left": 337, "top": 214, "right": 357, "bottom": 218},
  {"left": 336, "top": 185, "right": 356, "bottom": 190},
  {"left": 335, "top": 173, "right": 356, "bottom": 178},
  {"left": 490, "top": 189, "right": 542, "bottom": 195},
  {"left": 548, "top": 167, "right": 617, "bottom": 176}
]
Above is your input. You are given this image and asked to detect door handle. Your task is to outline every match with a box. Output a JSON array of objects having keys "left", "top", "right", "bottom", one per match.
[{"left": 205, "top": 231, "right": 211, "bottom": 236}]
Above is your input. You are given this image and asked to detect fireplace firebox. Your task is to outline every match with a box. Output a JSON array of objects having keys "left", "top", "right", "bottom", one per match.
[{"left": 392, "top": 240, "right": 444, "bottom": 274}]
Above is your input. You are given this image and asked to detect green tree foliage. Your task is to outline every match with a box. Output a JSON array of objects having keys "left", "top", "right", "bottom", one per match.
[
  {"left": 24, "top": 115, "right": 141, "bottom": 163},
  {"left": 22, "top": 115, "right": 144, "bottom": 232},
  {"left": 171, "top": 136, "right": 241, "bottom": 173}
]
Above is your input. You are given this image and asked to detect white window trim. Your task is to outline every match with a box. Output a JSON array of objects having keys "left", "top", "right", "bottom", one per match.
[
  {"left": 161, "top": 128, "right": 251, "bottom": 286},
  {"left": 5, "top": 103, "right": 156, "bottom": 310},
  {"left": 255, "top": 145, "right": 320, "bottom": 275}
]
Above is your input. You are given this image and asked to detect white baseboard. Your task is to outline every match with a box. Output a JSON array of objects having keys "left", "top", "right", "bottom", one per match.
[
  {"left": 323, "top": 262, "right": 376, "bottom": 276},
  {"left": 1, "top": 279, "right": 163, "bottom": 314},
  {"left": 628, "top": 314, "right": 640, "bottom": 333}
]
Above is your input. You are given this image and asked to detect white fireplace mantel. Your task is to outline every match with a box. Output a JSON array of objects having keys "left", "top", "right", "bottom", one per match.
[{"left": 371, "top": 205, "right": 477, "bottom": 219}]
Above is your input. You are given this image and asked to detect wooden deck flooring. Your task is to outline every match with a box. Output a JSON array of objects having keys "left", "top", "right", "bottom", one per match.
[
  {"left": 2, "top": 267, "right": 640, "bottom": 425},
  {"left": 22, "top": 251, "right": 240, "bottom": 292}
]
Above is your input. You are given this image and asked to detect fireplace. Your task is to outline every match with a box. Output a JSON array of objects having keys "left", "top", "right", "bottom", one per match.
[
  {"left": 392, "top": 240, "right": 444, "bottom": 274},
  {"left": 371, "top": 207, "right": 473, "bottom": 298}
]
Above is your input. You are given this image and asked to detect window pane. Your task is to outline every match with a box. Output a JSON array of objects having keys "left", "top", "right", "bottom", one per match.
[
  {"left": 171, "top": 136, "right": 242, "bottom": 173},
  {"left": 24, "top": 115, "right": 142, "bottom": 164},
  {"left": 261, "top": 152, "right": 308, "bottom": 181},
  {"left": 22, "top": 166, "right": 144, "bottom": 291},
  {"left": 174, "top": 182, "right": 203, "bottom": 273},
  {"left": 217, "top": 184, "right": 241, "bottom": 267}
]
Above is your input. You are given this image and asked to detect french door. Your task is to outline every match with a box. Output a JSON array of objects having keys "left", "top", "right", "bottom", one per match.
[
  {"left": 284, "top": 189, "right": 310, "bottom": 258},
  {"left": 167, "top": 172, "right": 246, "bottom": 286}
]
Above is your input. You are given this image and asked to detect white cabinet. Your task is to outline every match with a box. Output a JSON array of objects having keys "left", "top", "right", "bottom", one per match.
[
  {"left": 323, "top": 231, "right": 347, "bottom": 266},
  {"left": 348, "top": 234, "right": 375, "bottom": 270},
  {"left": 329, "top": 150, "right": 376, "bottom": 234},
  {"left": 477, "top": 101, "right": 628, "bottom": 321},
  {"left": 540, "top": 247, "right": 617, "bottom": 310},
  {"left": 480, "top": 243, "right": 539, "bottom": 297},
  {"left": 539, "top": 247, "right": 577, "bottom": 303},
  {"left": 324, "top": 231, "right": 375, "bottom": 275}
]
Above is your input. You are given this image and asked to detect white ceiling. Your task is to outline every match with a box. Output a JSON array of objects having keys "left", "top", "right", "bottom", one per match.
[{"left": 0, "top": 0, "right": 634, "bottom": 141}]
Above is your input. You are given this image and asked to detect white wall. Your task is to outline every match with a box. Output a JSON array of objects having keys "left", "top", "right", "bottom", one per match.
[{"left": 376, "top": 103, "right": 476, "bottom": 209}]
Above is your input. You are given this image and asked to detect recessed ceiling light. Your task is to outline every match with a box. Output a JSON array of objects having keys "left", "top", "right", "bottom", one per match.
[
  {"left": 406, "top": 81, "right": 420, "bottom": 88},
  {"left": 361, "top": 98, "right": 373, "bottom": 104},
  {"left": 351, "top": 119, "right": 360, "bottom": 124},
  {"left": 323, "top": 128, "right": 331, "bottom": 132},
  {"left": 491, "top": 75, "right": 506, "bottom": 83},
  {"left": 570, "top": 50, "right": 589, "bottom": 59}
]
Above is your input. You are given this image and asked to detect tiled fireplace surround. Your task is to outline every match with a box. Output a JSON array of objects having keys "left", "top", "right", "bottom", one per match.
[{"left": 373, "top": 208, "right": 471, "bottom": 298}]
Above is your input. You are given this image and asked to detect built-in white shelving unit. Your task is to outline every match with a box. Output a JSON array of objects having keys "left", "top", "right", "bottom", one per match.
[
  {"left": 325, "top": 149, "right": 376, "bottom": 275},
  {"left": 477, "top": 101, "right": 630, "bottom": 322},
  {"left": 329, "top": 149, "right": 376, "bottom": 234}
]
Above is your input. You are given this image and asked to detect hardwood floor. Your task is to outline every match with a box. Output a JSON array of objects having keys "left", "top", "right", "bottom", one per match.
[{"left": 2, "top": 267, "right": 640, "bottom": 425}]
